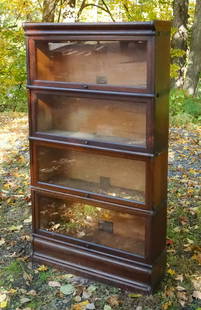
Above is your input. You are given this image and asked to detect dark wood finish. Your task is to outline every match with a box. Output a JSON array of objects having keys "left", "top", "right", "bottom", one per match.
[{"left": 24, "top": 21, "right": 171, "bottom": 294}]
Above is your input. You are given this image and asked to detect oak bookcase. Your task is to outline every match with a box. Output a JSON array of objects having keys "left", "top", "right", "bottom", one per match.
[{"left": 24, "top": 21, "right": 171, "bottom": 294}]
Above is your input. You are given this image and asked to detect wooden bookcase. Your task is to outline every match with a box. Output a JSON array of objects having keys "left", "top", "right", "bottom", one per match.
[{"left": 23, "top": 21, "right": 171, "bottom": 294}]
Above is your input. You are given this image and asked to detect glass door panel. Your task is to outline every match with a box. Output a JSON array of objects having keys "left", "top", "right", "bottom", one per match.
[
  {"left": 38, "top": 194, "right": 145, "bottom": 256},
  {"left": 36, "top": 93, "right": 146, "bottom": 147},
  {"left": 35, "top": 40, "right": 148, "bottom": 89},
  {"left": 37, "top": 146, "right": 146, "bottom": 203}
]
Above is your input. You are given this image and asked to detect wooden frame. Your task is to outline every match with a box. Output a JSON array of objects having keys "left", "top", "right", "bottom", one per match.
[
  {"left": 28, "top": 88, "right": 154, "bottom": 153},
  {"left": 24, "top": 21, "right": 171, "bottom": 294}
]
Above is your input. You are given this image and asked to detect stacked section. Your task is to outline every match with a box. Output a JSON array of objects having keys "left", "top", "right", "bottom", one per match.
[{"left": 24, "top": 21, "right": 171, "bottom": 294}]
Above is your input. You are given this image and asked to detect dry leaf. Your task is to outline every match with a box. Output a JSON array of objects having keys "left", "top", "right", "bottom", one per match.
[
  {"left": 37, "top": 265, "right": 48, "bottom": 271},
  {"left": 72, "top": 300, "right": 89, "bottom": 310},
  {"left": 60, "top": 284, "right": 74, "bottom": 295},
  {"left": 176, "top": 286, "right": 186, "bottom": 291},
  {"left": 192, "top": 253, "right": 201, "bottom": 264},
  {"left": 20, "top": 235, "right": 32, "bottom": 241},
  {"left": 48, "top": 281, "right": 61, "bottom": 287},
  {"left": 162, "top": 301, "right": 172, "bottom": 310},
  {"left": 86, "top": 303, "right": 95, "bottom": 310},
  {"left": 128, "top": 293, "right": 142, "bottom": 298},
  {"left": 167, "top": 268, "right": 176, "bottom": 276},
  {"left": 103, "top": 305, "right": 112, "bottom": 310},
  {"left": 8, "top": 289, "right": 17, "bottom": 294},
  {"left": 192, "top": 290, "right": 201, "bottom": 299},
  {"left": 107, "top": 295, "right": 119, "bottom": 307},
  {"left": 175, "top": 274, "right": 184, "bottom": 282},
  {"left": 27, "top": 290, "right": 37, "bottom": 296},
  {"left": 0, "top": 294, "right": 7, "bottom": 303},
  {"left": 0, "top": 238, "right": 5, "bottom": 246},
  {"left": 23, "top": 271, "right": 33, "bottom": 282},
  {"left": 0, "top": 300, "right": 8, "bottom": 309},
  {"left": 82, "top": 290, "right": 91, "bottom": 299},
  {"left": 20, "top": 297, "right": 31, "bottom": 304}
]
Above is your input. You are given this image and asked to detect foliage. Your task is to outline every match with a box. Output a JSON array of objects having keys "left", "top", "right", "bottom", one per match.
[{"left": 169, "top": 89, "right": 201, "bottom": 124}]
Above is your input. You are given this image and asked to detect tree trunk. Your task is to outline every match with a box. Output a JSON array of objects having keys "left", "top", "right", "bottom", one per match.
[
  {"left": 171, "top": 0, "right": 189, "bottom": 88},
  {"left": 42, "top": 0, "right": 58, "bottom": 22},
  {"left": 183, "top": 0, "right": 201, "bottom": 95}
]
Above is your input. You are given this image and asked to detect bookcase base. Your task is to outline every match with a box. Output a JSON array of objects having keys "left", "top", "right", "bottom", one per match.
[{"left": 32, "top": 234, "right": 166, "bottom": 294}]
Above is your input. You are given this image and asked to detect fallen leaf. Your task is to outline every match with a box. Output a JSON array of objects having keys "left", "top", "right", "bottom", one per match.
[
  {"left": 72, "top": 300, "right": 89, "bottom": 310},
  {"left": 27, "top": 290, "right": 37, "bottom": 296},
  {"left": 0, "top": 238, "right": 5, "bottom": 246},
  {"left": 20, "top": 297, "right": 31, "bottom": 304},
  {"left": 48, "top": 281, "right": 61, "bottom": 287},
  {"left": 193, "top": 291, "right": 201, "bottom": 299},
  {"left": 87, "top": 285, "right": 97, "bottom": 293},
  {"left": 162, "top": 301, "right": 172, "bottom": 310},
  {"left": 167, "top": 268, "right": 176, "bottom": 276},
  {"left": 192, "top": 253, "right": 201, "bottom": 264},
  {"left": 86, "top": 303, "right": 95, "bottom": 310},
  {"left": 166, "top": 239, "right": 174, "bottom": 245},
  {"left": 107, "top": 295, "right": 119, "bottom": 307},
  {"left": 0, "top": 300, "right": 8, "bottom": 308},
  {"left": 176, "top": 286, "right": 186, "bottom": 291},
  {"left": 74, "top": 295, "right": 82, "bottom": 302},
  {"left": 20, "top": 235, "right": 32, "bottom": 241},
  {"left": 103, "top": 305, "right": 112, "bottom": 310},
  {"left": 23, "top": 216, "right": 32, "bottom": 223},
  {"left": 128, "top": 293, "right": 142, "bottom": 298},
  {"left": 82, "top": 290, "right": 91, "bottom": 299},
  {"left": 8, "top": 224, "right": 22, "bottom": 231},
  {"left": 60, "top": 284, "right": 75, "bottom": 295},
  {"left": 0, "top": 294, "right": 7, "bottom": 303},
  {"left": 8, "top": 289, "right": 17, "bottom": 294},
  {"left": 23, "top": 271, "right": 33, "bottom": 282},
  {"left": 175, "top": 274, "right": 184, "bottom": 282},
  {"left": 37, "top": 265, "right": 48, "bottom": 271}
]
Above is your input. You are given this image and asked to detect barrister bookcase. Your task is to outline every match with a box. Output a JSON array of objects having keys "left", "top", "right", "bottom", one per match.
[{"left": 23, "top": 21, "right": 171, "bottom": 294}]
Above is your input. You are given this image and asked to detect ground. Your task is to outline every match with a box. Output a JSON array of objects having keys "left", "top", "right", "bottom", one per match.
[{"left": 0, "top": 112, "right": 200, "bottom": 310}]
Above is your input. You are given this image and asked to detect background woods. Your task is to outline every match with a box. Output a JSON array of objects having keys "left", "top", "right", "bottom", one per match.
[
  {"left": 0, "top": 1, "right": 201, "bottom": 309},
  {"left": 0, "top": 0, "right": 200, "bottom": 116}
]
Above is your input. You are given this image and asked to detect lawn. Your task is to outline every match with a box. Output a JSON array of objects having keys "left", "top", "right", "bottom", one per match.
[{"left": 0, "top": 112, "right": 200, "bottom": 310}]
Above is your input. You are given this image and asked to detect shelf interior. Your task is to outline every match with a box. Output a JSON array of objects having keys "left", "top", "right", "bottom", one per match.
[{"left": 39, "top": 194, "right": 145, "bottom": 256}]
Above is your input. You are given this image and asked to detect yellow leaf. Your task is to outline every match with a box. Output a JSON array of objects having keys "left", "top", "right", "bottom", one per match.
[
  {"left": 37, "top": 265, "right": 48, "bottom": 271},
  {"left": 8, "top": 289, "right": 17, "bottom": 294},
  {"left": 72, "top": 300, "right": 89, "bottom": 310},
  {"left": 0, "top": 300, "right": 8, "bottom": 308},
  {"left": 167, "top": 268, "right": 176, "bottom": 276},
  {"left": 162, "top": 301, "right": 172, "bottom": 310},
  {"left": 128, "top": 293, "right": 142, "bottom": 298},
  {"left": 192, "top": 253, "right": 201, "bottom": 264}
]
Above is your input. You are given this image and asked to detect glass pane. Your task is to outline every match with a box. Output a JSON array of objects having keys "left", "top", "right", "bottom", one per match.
[
  {"left": 37, "top": 93, "right": 146, "bottom": 147},
  {"left": 36, "top": 40, "right": 147, "bottom": 88},
  {"left": 38, "top": 146, "right": 146, "bottom": 203},
  {"left": 39, "top": 195, "right": 145, "bottom": 255}
]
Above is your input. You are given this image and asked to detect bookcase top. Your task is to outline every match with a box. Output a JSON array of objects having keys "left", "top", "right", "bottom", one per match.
[{"left": 23, "top": 20, "right": 171, "bottom": 35}]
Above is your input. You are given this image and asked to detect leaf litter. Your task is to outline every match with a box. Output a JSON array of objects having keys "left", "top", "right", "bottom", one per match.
[{"left": 0, "top": 113, "right": 200, "bottom": 309}]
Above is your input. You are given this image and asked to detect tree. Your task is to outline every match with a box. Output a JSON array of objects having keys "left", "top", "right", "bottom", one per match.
[
  {"left": 171, "top": 0, "right": 189, "bottom": 88},
  {"left": 42, "top": 0, "right": 58, "bottom": 22},
  {"left": 183, "top": 0, "right": 201, "bottom": 95}
]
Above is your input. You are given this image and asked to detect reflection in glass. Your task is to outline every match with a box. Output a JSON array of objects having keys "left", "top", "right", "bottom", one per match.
[
  {"left": 37, "top": 93, "right": 146, "bottom": 147},
  {"left": 38, "top": 146, "right": 146, "bottom": 202},
  {"left": 36, "top": 40, "right": 147, "bottom": 88},
  {"left": 39, "top": 195, "right": 145, "bottom": 255}
]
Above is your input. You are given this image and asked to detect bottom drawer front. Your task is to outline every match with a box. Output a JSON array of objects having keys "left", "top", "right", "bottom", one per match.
[{"left": 37, "top": 194, "right": 146, "bottom": 257}]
